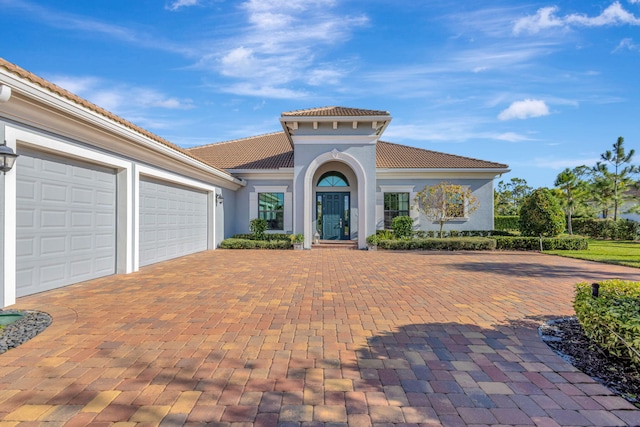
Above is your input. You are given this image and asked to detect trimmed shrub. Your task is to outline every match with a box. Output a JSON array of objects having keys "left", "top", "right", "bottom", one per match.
[
  {"left": 414, "top": 230, "right": 514, "bottom": 238},
  {"left": 232, "top": 233, "right": 291, "bottom": 241},
  {"left": 249, "top": 218, "right": 268, "bottom": 240},
  {"left": 572, "top": 218, "right": 640, "bottom": 240},
  {"left": 220, "top": 238, "right": 290, "bottom": 249},
  {"left": 378, "top": 237, "right": 496, "bottom": 251},
  {"left": 391, "top": 216, "right": 414, "bottom": 239},
  {"left": 574, "top": 280, "right": 640, "bottom": 365},
  {"left": 493, "top": 236, "right": 588, "bottom": 251},
  {"left": 366, "top": 234, "right": 381, "bottom": 246},
  {"left": 519, "top": 188, "right": 565, "bottom": 237},
  {"left": 495, "top": 215, "right": 519, "bottom": 231}
]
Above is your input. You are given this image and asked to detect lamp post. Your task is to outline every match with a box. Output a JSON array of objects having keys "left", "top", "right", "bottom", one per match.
[{"left": 0, "top": 141, "right": 18, "bottom": 174}]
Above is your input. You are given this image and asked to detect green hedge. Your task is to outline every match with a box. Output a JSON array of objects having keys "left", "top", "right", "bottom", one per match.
[
  {"left": 220, "top": 238, "right": 291, "bottom": 249},
  {"left": 495, "top": 215, "right": 519, "bottom": 230},
  {"left": 493, "top": 236, "right": 588, "bottom": 251},
  {"left": 232, "top": 233, "right": 291, "bottom": 241},
  {"left": 571, "top": 218, "right": 639, "bottom": 240},
  {"left": 574, "top": 280, "right": 640, "bottom": 365},
  {"left": 378, "top": 237, "right": 496, "bottom": 251},
  {"left": 413, "top": 230, "right": 515, "bottom": 238}
]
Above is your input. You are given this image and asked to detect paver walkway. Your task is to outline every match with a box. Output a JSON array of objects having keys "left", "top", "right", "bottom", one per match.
[{"left": 1, "top": 250, "right": 640, "bottom": 426}]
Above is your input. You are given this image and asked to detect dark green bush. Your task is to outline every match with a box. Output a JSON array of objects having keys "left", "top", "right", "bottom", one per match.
[
  {"left": 220, "top": 238, "right": 290, "bottom": 249},
  {"left": 232, "top": 233, "right": 291, "bottom": 241},
  {"left": 572, "top": 218, "right": 639, "bottom": 240},
  {"left": 574, "top": 280, "right": 640, "bottom": 365},
  {"left": 519, "top": 188, "right": 565, "bottom": 237},
  {"left": 495, "top": 215, "right": 519, "bottom": 230},
  {"left": 249, "top": 218, "right": 268, "bottom": 240},
  {"left": 378, "top": 237, "right": 496, "bottom": 251},
  {"left": 493, "top": 236, "right": 588, "bottom": 251},
  {"left": 392, "top": 216, "right": 414, "bottom": 239}
]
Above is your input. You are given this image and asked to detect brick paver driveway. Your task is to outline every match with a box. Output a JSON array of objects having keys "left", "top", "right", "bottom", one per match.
[{"left": 2, "top": 250, "right": 640, "bottom": 426}]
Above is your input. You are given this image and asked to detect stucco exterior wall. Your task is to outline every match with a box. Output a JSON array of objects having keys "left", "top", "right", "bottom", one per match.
[
  {"left": 232, "top": 178, "right": 294, "bottom": 235},
  {"left": 376, "top": 178, "right": 495, "bottom": 232}
]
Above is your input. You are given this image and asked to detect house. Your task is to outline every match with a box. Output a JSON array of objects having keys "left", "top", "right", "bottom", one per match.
[{"left": 0, "top": 58, "right": 509, "bottom": 308}]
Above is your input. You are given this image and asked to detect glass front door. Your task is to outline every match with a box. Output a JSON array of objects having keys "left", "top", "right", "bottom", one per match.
[{"left": 317, "top": 192, "right": 350, "bottom": 240}]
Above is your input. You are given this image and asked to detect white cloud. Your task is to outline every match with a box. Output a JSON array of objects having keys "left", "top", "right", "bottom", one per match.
[
  {"left": 218, "top": 83, "right": 308, "bottom": 99},
  {"left": 514, "top": 2, "right": 640, "bottom": 35},
  {"left": 494, "top": 132, "right": 534, "bottom": 142},
  {"left": 47, "top": 74, "right": 194, "bottom": 113},
  {"left": 614, "top": 37, "right": 640, "bottom": 51},
  {"left": 166, "top": 0, "right": 199, "bottom": 11},
  {"left": 498, "top": 99, "right": 550, "bottom": 120},
  {"left": 202, "top": 0, "right": 367, "bottom": 98},
  {"left": 566, "top": 2, "right": 640, "bottom": 26},
  {"left": 383, "top": 120, "right": 533, "bottom": 144},
  {"left": 513, "top": 6, "right": 566, "bottom": 35}
]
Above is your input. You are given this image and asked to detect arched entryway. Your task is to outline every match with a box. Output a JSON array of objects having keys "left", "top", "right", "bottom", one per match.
[{"left": 303, "top": 150, "right": 367, "bottom": 249}]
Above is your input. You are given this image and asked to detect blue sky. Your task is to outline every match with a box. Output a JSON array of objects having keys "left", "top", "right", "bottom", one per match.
[{"left": 1, "top": 0, "right": 639, "bottom": 188}]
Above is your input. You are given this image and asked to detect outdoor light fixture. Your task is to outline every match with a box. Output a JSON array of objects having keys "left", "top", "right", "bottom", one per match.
[
  {"left": 216, "top": 193, "right": 224, "bottom": 205},
  {"left": 0, "top": 141, "right": 18, "bottom": 174}
]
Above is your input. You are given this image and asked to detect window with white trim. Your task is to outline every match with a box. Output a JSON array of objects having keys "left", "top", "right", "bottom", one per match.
[
  {"left": 384, "top": 192, "right": 410, "bottom": 229},
  {"left": 258, "top": 192, "right": 284, "bottom": 230}
]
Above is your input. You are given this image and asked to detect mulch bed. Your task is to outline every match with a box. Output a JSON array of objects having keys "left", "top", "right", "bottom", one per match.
[{"left": 540, "top": 317, "right": 640, "bottom": 407}]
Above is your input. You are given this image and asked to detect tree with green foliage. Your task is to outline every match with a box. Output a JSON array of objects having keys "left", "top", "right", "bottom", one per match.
[
  {"left": 595, "top": 136, "right": 639, "bottom": 220},
  {"left": 554, "top": 166, "right": 590, "bottom": 235},
  {"left": 415, "top": 182, "right": 479, "bottom": 238},
  {"left": 494, "top": 177, "right": 533, "bottom": 216},
  {"left": 519, "top": 188, "right": 565, "bottom": 237}
]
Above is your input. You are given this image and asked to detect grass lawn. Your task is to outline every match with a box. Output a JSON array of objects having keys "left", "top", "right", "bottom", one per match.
[{"left": 545, "top": 239, "right": 640, "bottom": 268}]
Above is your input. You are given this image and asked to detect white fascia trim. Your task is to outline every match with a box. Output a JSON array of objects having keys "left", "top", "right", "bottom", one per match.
[
  {"left": 379, "top": 185, "right": 415, "bottom": 193},
  {"left": 134, "top": 165, "right": 219, "bottom": 271},
  {"left": 253, "top": 185, "right": 289, "bottom": 192},
  {"left": 228, "top": 169, "right": 294, "bottom": 181},
  {"left": 293, "top": 135, "right": 379, "bottom": 145},
  {"left": 280, "top": 115, "right": 391, "bottom": 123},
  {"left": 10, "top": 126, "right": 132, "bottom": 170},
  {"left": 1, "top": 71, "right": 244, "bottom": 187}
]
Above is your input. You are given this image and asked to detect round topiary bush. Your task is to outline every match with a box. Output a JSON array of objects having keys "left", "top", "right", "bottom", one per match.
[{"left": 519, "top": 188, "right": 566, "bottom": 237}]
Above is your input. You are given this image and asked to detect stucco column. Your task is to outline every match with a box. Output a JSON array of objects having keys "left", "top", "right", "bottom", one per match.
[{"left": 0, "top": 132, "right": 17, "bottom": 308}]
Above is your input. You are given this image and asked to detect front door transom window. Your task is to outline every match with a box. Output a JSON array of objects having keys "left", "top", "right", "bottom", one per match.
[{"left": 317, "top": 171, "right": 349, "bottom": 187}]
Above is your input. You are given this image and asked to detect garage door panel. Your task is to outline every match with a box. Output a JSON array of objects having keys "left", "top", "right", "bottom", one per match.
[
  {"left": 16, "top": 149, "right": 117, "bottom": 297},
  {"left": 139, "top": 177, "right": 208, "bottom": 267}
]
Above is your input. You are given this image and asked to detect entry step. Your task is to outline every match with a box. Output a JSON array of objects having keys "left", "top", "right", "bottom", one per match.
[{"left": 312, "top": 240, "right": 359, "bottom": 250}]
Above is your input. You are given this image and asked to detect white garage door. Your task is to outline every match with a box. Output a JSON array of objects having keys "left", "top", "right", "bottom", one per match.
[
  {"left": 139, "top": 177, "right": 208, "bottom": 267},
  {"left": 16, "top": 149, "right": 117, "bottom": 297}
]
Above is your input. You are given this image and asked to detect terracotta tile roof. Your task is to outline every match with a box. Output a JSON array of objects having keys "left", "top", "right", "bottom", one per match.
[
  {"left": 282, "top": 106, "right": 390, "bottom": 117},
  {"left": 187, "top": 132, "right": 294, "bottom": 169},
  {"left": 0, "top": 57, "right": 231, "bottom": 176},
  {"left": 377, "top": 140, "right": 508, "bottom": 169},
  {"left": 188, "top": 131, "right": 508, "bottom": 171}
]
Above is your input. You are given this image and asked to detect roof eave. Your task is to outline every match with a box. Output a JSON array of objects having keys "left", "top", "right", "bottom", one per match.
[
  {"left": 377, "top": 167, "right": 511, "bottom": 175},
  {"left": 0, "top": 63, "right": 245, "bottom": 189}
]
